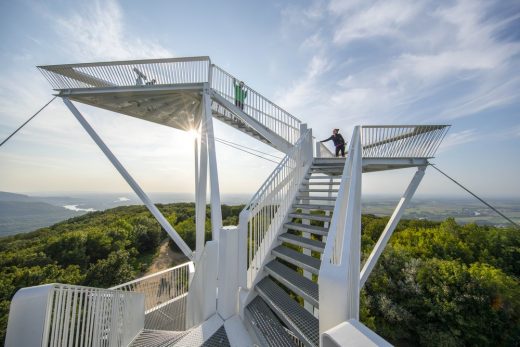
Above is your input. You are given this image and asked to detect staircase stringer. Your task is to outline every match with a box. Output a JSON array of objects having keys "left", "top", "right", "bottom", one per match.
[
  {"left": 210, "top": 91, "right": 293, "bottom": 153},
  {"left": 239, "top": 165, "right": 313, "bottom": 313}
]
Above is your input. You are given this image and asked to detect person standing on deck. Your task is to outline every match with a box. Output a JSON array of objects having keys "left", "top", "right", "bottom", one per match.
[
  {"left": 321, "top": 129, "right": 347, "bottom": 157},
  {"left": 234, "top": 79, "right": 248, "bottom": 110}
]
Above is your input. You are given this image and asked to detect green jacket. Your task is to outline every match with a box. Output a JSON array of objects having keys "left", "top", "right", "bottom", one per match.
[{"left": 234, "top": 84, "right": 248, "bottom": 102}]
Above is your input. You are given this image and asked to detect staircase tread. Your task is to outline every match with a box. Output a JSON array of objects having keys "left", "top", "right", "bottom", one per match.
[
  {"left": 299, "top": 188, "right": 339, "bottom": 193},
  {"left": 265, "top": 260, "right": 319, "bottom": 307},
  {"left": 256, "top": 277, "right": 319, "bottom": 347},
  {"left": 302, "top": 181, "right": 341, "bottom": 185},
  {"left": 288, "top": 212, "right": 331, "bottom": 222},
  {"left": 279, "top": 233, "right": 325, "bottom": 252},
  {"left": 293, "top": 203, "right": 334, "bottom": 210},
  {"left": 296, "top": 196, "right": 337, "bottom": 201},
  {"left": 284, "top": 222, "right": 328, "bottom": 235},
  {"left": 245, "top": 297, "right": 296, "bottom": 347},
  {"left": 272, "top": 245, "right": 321, "bottom": 274}
]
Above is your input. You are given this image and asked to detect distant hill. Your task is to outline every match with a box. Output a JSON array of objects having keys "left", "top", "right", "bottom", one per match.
[{"left": 0, "top": 192, "right": 83, "bottom": 236}]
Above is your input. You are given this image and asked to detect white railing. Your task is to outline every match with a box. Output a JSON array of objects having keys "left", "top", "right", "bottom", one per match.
[
  {"left": 318, "top": 126, "right": 362, "bottom": 334},
  {"left": 110, "top": 261, "right": 193, "bottom": 331},
  {"left": 38, "top": 57, "right": 210, "bottom": 90},
  {"left": 240, "top": 129, "right": 313, "bottom": 288},
  {"left": 361, "top": 125, "right": 449, "bottom": 158},
  {"left": 211, "top": 65, "right": 301, "bottom": 145},
  {"left": 6, "top": 283, "right": 144, "bottom": 347},
  {"left": 316, "top": 141, "right": 336, "bottom": 158}
]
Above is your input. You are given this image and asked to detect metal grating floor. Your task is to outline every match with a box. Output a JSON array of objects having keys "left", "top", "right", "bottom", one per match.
[
  {"left": 284, "top": 222, "right": 328, "bottom": 236},
  {"left": 272, "top": 245, "right": 321, "bottom": 274},
  {"left": 201, "top": 326, "right": 230, "bottom": 347},
  {"left": 245, "top": 296, "right": 296, "bottom": 347},
  {"left": 265, "top": 260, "right": 319, "bottom": 307},
  {"left": 256, "top": 277, "right": 319, "bottom": 347},
  {"left": 279, "top": 233, "right": 325, "bottom": 253},
  {"left": 130, "top": 329, "right": 190, "bottom": 347}
]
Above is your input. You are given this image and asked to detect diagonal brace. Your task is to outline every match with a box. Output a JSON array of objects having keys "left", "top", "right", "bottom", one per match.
[
  {"left": 62, "top": 98, "right": 193, "bottom": 260},
  {"left": 360, "top": 166, "right": 426, "bottom": 287}
]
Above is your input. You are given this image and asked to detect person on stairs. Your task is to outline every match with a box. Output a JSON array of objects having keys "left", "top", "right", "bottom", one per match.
[
  {"left": 234, "top": 78, "right": 248, "bottom": 110},
  {"left": 320, "top": 128, "right": 346, "bottom": 157}
]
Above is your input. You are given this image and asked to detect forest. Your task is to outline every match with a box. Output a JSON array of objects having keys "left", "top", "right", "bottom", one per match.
[{"left": 0, "top": 203, "right": 518, "bottom": 346}]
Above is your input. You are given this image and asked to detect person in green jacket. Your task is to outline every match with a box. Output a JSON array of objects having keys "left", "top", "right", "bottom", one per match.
[{"left": 234, "top": 79, "right": 248, "bottom": 110}]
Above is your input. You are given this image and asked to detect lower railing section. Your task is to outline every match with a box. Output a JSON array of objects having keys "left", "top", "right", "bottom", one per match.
[
  {"left": 318, "top": 126, "right": 363, "bottom": 335},
  {"left": 6, "top": 284, "right": 144, "bottom": 347},
  {"left": 240, "top": 129, "right": 313, "bottom": 289},
  {"left": 110, "top": 261, "right": 193, "bottom": 331}
]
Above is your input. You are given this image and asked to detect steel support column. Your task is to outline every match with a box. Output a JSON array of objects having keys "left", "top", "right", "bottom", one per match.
[
  {"left": 196, "top": 119, "right": 208, "bottom": 261},
  {"left": 203, "top": 86, "right": 223, "bottom": 241},
  {"left": 62, "top": 97, "right": 193, "bottom": 260},
  {"left": 360, "top": 166, "right": 426, "bottom": 287}
]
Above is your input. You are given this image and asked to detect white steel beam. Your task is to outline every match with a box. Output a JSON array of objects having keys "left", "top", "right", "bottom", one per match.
[
  {"left": 196, "top": 119, "right": 208, "bottom": 260},
  {"left": 62, "top": 97, "right": 193, "bottom": 260},
  {"left": 360, "top": 166, "right": 426, "bottom": 287},
  {"left": 203, "top": 87, "right": 223, "bottom": 241}
]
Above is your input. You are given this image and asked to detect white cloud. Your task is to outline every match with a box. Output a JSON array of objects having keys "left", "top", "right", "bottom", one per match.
[
  {"left": 278, "top": 0, "right": 520, "bottom": 130},
  {"left": 50, "top": 0, "right": 172, "bottom": 61},
  {"left": 437, "top": 129, "right": 479, "bottom": 153}
]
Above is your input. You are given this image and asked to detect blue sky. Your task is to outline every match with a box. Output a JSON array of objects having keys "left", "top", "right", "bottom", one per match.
[{"left": 0, "top": 0, "right": 519, "bottom": 199}]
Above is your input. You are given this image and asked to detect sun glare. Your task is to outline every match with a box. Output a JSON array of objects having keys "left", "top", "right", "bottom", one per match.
[{"left": 188, "top": 128, "right": 199, "bottom": 139}]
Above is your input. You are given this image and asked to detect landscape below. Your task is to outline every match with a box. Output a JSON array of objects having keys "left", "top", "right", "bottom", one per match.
[{"left": 0, "top": 203, "right": 518, "bottom": 346}]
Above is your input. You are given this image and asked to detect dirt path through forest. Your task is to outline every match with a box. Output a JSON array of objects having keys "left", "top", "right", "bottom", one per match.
[{"left": 146, "top": 240, "right": 189, "bottom": 275}]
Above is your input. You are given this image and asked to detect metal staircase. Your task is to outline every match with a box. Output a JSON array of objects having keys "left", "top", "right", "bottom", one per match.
[
  {"left": 246, "top": 158, "right": 345, "bottom": 347},
  {"left": 5, "top": 56, "right": 452, "bottom": 347}
]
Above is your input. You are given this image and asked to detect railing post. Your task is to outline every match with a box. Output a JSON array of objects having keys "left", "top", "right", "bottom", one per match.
[{"left": 238, "top": 210, "right": 250, "bottom": 289}]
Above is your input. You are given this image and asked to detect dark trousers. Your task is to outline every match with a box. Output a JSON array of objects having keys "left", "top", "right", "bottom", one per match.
[
  {"left": 336, "top": 145, "right": 345, "bottom": 157},
  {"left": 235, "top": 99, "right": 244, "bottom": 110}
]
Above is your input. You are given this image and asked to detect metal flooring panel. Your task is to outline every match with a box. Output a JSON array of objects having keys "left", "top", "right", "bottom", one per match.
[
  {"left": 288, "top": 213, "right": 331, "bottom": 222},
  {"left": 278, "top": 233, "right": 325, "bottom": 253},
  {"left": 201, "top": 326, "right": 230, "bottom": 347},
  {"left": 293, "top": 203, "right": 334, "bottom": 211},
  {"left": 272, "top": 246, "right": 321, "bottom": 274},
  {"left": 301, "top": 181, "right": 341, "bottom": 185},
  {"left": 295, "top": 196, "right": 337, "bottom": 202},
  {"left": 284, "top": 222, "right": 328, "bottom": 236},
  {"left": 245, "top": 296, "right": 297, "bottom": 347},
  {"left": 130, "top": 329, "right": 190, "bottom": 347},
  {"left": 265, "top": 260, "right": 319, "bottom": 307},
  {"left": 256, "top": 277, "right": 319, "bottom": 347},
  {"left": 299, "top": 188, "right": 339, "bottom": 193}
]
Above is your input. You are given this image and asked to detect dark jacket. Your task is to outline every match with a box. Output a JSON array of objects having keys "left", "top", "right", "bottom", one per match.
[{"left": 321, "top": 133, "right": 345, "bottom": 147}]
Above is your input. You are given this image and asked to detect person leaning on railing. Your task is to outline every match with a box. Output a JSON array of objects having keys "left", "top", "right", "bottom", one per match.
[
  {"left": 234, "top": 78, "right": 248, "bottom": 110},
  {"left": 321, "top": 128, "right": 347, "bottom": 157}
]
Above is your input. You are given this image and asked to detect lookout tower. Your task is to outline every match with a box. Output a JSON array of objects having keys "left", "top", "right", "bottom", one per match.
[{"left": 6, "top": 57, "right": 449, "bottom": 346}]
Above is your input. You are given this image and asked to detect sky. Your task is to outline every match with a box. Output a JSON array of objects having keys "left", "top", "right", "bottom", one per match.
[{"left": 0, "top": 0, "right": 519, "bottom": 200}]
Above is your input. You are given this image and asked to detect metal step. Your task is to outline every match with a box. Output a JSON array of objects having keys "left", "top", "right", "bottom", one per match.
[
  {"left": 299, "top": 188, "right": 339, "bottom": 193},
  {"left": 288, "top": 213, "right": 331, "bottom": 222},
  {"left": 302, "top": 181, "right": 341, "bottom": 185},
  {"left": 279, "top": 233, "right": 325, "bottom": 253},
  {"left": 305, "top": 175, "right": 342, "bottom": 180},
  {"left": 245, "top": 296, "right": 297, "bottom": 347},
  {"left": 295, "top": 196, "right": 337, "bottom": 202},
  {"left": 311, "top": 164, "right": 345, "bottom": 169},
  {"left": 256, "top": 277, "right": 319, "bottom": 347},
  {"left": 293, "top": 203, "right": 334, "bottom": 211},
  {"left": 284, "top": 222, "right": 328, "bottom": 236},
  {"left": 272, "top": 245, "right": 321, "bottom": 274},
  {"left": 265, "top": 260, "right": 319, "bottom": 307}
]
